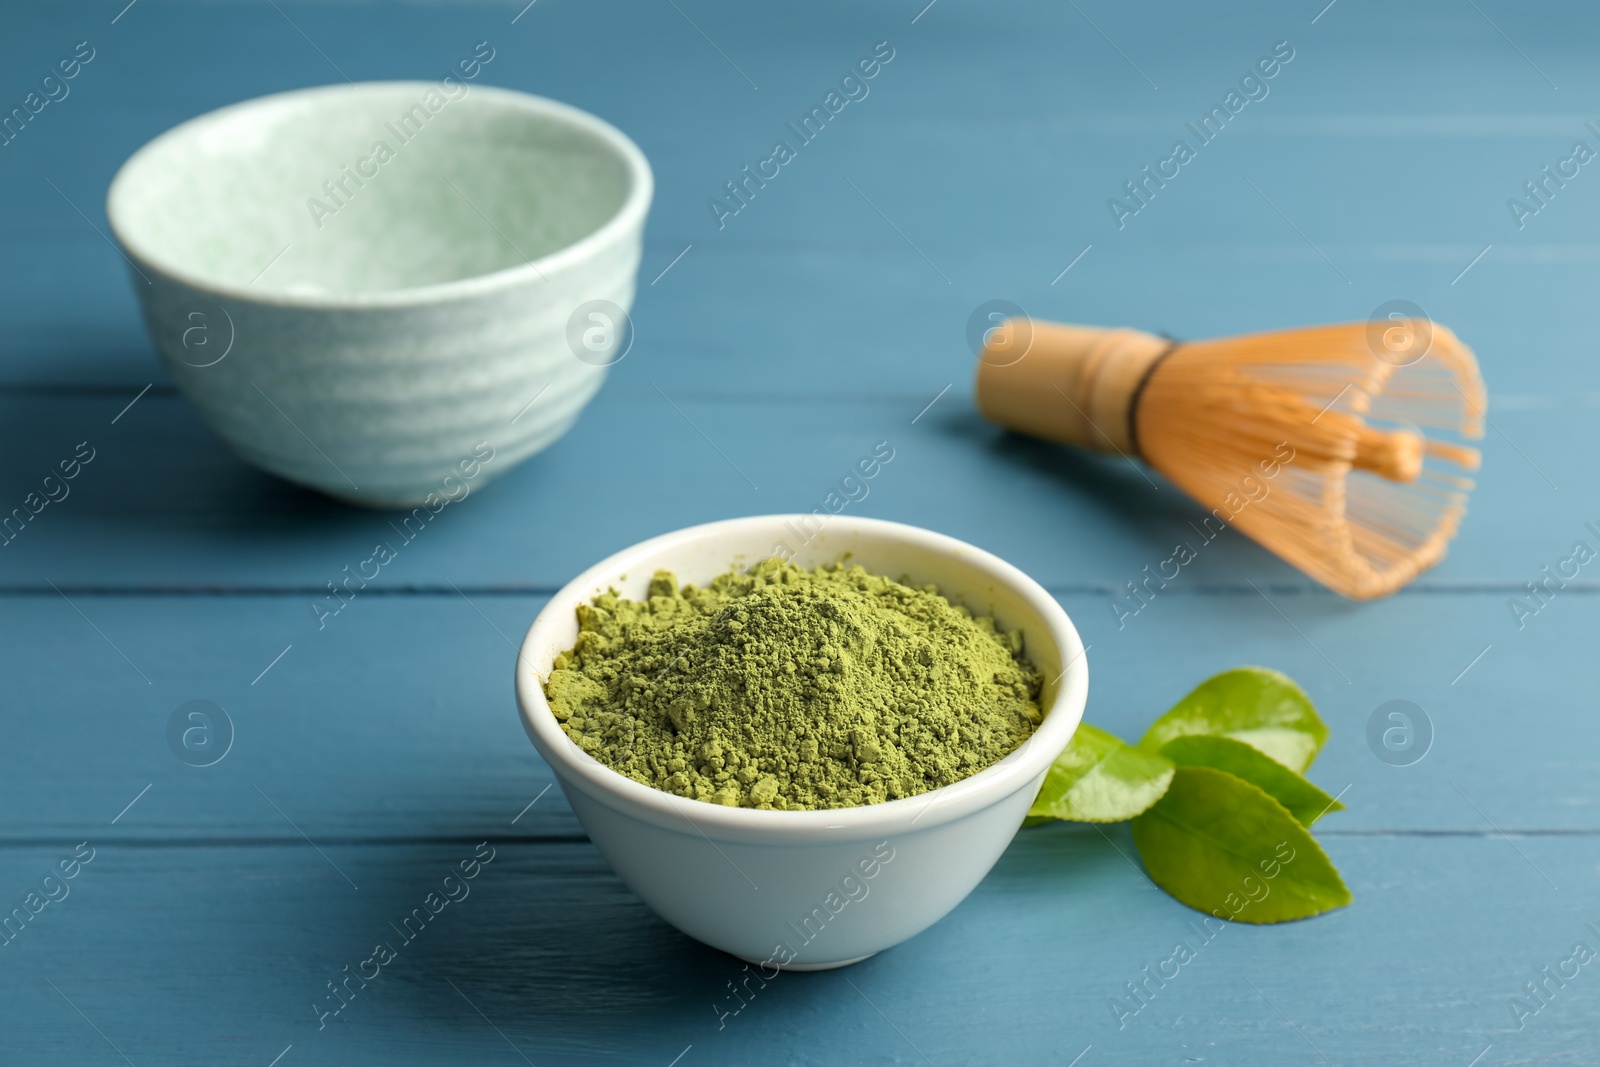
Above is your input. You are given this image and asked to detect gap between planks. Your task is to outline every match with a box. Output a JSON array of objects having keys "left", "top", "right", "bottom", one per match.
[
  {"left": 0, "top": 583, "right": 1587, "bottom": 598},
  {"left": 1, "top": 828, "right": 1598, "bottom": 851}
]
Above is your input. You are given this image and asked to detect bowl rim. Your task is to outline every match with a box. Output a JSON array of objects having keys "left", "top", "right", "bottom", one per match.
[
  {"left": 514, "top": 515, "right": 1088, "bottom": 844},
  {"left": 105, "top": 81, "right": 654, "bottom": 310}
]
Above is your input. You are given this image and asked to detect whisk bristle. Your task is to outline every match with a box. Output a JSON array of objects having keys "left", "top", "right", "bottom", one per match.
[
  {"left": 974, "top": 318, "right": 1487, "bottom": 599},
  {"left": 1136, "top": 321, "right": 1485, "bottom": 599}
]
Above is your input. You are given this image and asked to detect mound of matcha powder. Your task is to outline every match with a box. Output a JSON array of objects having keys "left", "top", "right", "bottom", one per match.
[{"left": 545, "top": 558, "right": 1043, "bottom": 810}]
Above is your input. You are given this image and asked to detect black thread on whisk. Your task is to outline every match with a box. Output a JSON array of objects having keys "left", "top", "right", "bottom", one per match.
[{"left": 1126, "top": 338, "right": 1181, "bottom": 460}]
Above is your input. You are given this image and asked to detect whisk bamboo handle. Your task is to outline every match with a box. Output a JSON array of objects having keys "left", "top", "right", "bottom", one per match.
[
  {"left": 975, "top": 322, "right": 1170, "bottom": 457},
  {"left": 975, "top": 319, "right": 1429, "bottom": 483}
]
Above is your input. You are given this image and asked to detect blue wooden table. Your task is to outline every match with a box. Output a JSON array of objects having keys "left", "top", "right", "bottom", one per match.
[{"left": 3, "top": 0, "right": 1598, "bottom": 1062}]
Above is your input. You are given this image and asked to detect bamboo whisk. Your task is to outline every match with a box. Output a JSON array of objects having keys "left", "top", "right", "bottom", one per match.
[{"left": 975, "top": 319, "right": 1486, "bottom": 599}]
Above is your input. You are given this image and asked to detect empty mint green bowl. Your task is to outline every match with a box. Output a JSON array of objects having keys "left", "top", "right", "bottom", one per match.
[{"left": 107, "top": 82, "right": 653, "bottom": 506}]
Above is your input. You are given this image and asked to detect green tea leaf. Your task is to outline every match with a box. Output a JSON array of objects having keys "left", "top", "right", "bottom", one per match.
[
  {"left": 1131, "top": 766, "right": 1352, "bottom": 924},
  {"left": 1160, "top": 735, "right": 1345, "bottom": 827},
  {"left": 1029, "top": 723, "right": 1175, "bottom": 823},
  {"left": 1138, "top": 667, "right": 1328, "bottom": 772}
]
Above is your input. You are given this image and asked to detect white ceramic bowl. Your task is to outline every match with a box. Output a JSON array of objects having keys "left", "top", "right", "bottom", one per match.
[
  {"left": 515, "top": 516, "right": 1088, "bottom": 969},
  {"left": 107, "top": 82, "right": 652, "bottom": 507}
]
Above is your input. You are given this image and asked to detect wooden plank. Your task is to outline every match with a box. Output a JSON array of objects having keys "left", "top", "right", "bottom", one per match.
[
  {"left": 0, "top": 389, "right": 1580, "bottom": 589},
  {"left": 0, "top": 591, "right": 1590, "bottom": 842},
  {"left": 2, "top": 2, "right": 1598, "bottom": 396},
  {"left": 6, "top": 232, "right": 1596, "bottom": 411},
  {"left": 0, "top": 831, "right": 1590, "bottom": 1065},
  {"left": 0, "top": 1, "right": 1593, "bottom": 1064}
]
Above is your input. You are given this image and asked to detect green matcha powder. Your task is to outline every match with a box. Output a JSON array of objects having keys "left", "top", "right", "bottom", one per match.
[{"left": 545, "top": 559, "right": 1043, "bottom": 811}]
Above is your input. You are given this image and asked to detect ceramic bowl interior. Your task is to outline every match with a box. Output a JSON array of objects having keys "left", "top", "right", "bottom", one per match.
[{"left": 108, "top": 82, "right": 640, "bottom": 300}]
